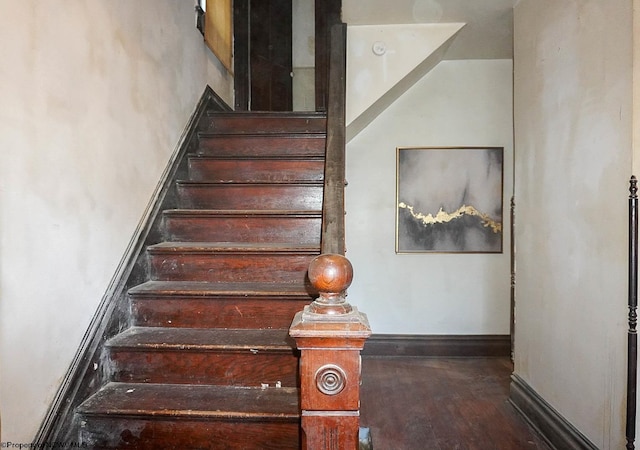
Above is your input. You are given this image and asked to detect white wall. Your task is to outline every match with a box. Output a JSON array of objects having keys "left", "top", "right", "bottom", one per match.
[
  {"left": 346, "top": 23, "right": 463, "bottom": 134},
  {"left": 513, "top": 1, "right": 631, "bottom": 447},
  {"left": 292, "top": 0, "right": 315, "bottom": 110},
  {"left": 346, "top": 59, "right": 513, "bottom": 335},
  {"left": 0, "top": 0, "right": 232, "bottom": 442}
]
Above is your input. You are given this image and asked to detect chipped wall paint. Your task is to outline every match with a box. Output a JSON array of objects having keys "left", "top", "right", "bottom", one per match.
[{"left": 0, "top": 0, "right": 232, "bottom": 442}]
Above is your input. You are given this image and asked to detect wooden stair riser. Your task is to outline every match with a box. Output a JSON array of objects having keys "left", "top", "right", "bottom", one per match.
[
  {"left": 79, "top": 418, "right": 300, "bottom": 450},
  {"left": 149, "top": 252, "right": 317, "bottom": 283},
  {"left": 131, "top": 297, "right": 311, "bottom": 329},
  {"left": 188, "top": 157, "right": 325, "bottom": 183},
  {"left": 200, "top": 113, "right": 326, "bottom": 134},
  {"left": 108, "top": 350, "right": 299, "bottom": 387},
  {"left": 177, "top": 183, "right": 323, "bottom": 211},
  {"left": 196, "top": 135, "right": 325, "bottom": 158},
  {"left": 163, "top": 213, "right": 322, "bottom": 244}
]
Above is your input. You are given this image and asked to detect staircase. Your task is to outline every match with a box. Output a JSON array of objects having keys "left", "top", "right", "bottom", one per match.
[{"left": 76, "top": 111, "right": 327, "bottom": 449}]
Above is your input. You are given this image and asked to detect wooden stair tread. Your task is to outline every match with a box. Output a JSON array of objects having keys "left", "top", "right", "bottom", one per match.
[
  {"left": 78, "top": 382, "right": 300, "bottom": 420},
  {"left": 107, "top": 327, "right": 295, "bottom": 351},
  {"left": 177, "top": 180, "right": 323, "bottom": 186},
  {"left": 206, "top": 111, "right": 326, "bottom": 119},
  {"left": 163, "top": 209, "right": 322, "bottom": 218},
  {"left": 198, "top": 131, "right": 326, "bottom": 139},
  {"left": 129, "top": 280, "right": 315, "bottom": 297},
  {"left": 188, "top": 153, "right": 324, "bottom": 161},
  {"left": 147, "top": 241, "right": 320, "bottom": 253}
]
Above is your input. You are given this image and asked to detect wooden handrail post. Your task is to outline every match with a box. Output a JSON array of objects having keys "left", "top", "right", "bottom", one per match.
[
  {"left": 290, "top": 254, "right": 371, "bottom": 449},
  {"left": 320, "top": 22, "right": 347, "bottom": 256}
]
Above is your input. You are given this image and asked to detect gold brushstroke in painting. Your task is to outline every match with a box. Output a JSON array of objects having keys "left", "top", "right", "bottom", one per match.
[{"left": 398, "top": 202, "right": 502, "bottom": 234}]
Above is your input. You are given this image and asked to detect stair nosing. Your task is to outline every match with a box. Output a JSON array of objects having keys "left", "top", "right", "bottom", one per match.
[
  {"left": 162, "top": 209, "right": 322, "bottom": 217},
  {"left": 187, "top": 153, "right": 325, "bottom": 161},
  {"left": 197, "top": 131, "right": 326, "bottom": 138},
  {"left": 106, "top": 327, "right": 295, "bottom": 353},
  {"left": 77, "top": 382, "right": 300, "bottom": 421},
  {"left": 128, "top": 280, "right": 316, "bottom": 297},
  {"left": 147, "top": 241, "right": 320, "bottom": 253},
  {"left": 205, "top": 111, "right": 326, "bottom": 118},
  {"left": 176, "top": 180, "right": 323, "bottom": 186}
]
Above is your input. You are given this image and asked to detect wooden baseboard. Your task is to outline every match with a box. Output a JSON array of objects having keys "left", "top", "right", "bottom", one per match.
[
  {"left": 33, "top": 86, "right": 231, "bottom": 445},
  {"left": 509, "top": 374, "right": 598, "bottom": 450},
  {"left": 362, "top": 334, "right": 511, "bottom": 357}
]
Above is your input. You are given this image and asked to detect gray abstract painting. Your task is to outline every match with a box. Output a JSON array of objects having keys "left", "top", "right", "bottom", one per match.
[{"left": 396, "top": 147, "right": 503, "bottom": 253}]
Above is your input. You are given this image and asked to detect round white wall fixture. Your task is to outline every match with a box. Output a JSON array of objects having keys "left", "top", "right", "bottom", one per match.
[{"left": 372, "top": 41, "right": 387, "bottom": 56}]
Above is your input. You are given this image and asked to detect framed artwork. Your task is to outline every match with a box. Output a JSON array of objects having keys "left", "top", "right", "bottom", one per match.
[{"left": 396, "top": 146, "right": 504, "bottom": 253}]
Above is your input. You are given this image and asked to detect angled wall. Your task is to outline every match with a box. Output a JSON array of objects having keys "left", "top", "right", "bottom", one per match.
[{"left": 346, "top": 23, "right": 464, "bottom": 141}]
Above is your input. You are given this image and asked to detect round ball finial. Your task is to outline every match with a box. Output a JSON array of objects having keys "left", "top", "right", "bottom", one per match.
[
  {"left": 307, "top": 254, "right": 353, "bottom": 315},
  {"left": 308, "top": 253, "right": 353, "bottom": 293}
]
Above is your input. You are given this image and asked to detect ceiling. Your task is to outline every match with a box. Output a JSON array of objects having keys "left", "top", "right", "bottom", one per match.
[{"left": 341, "top": 0, "right": 515, "bottom": 59}]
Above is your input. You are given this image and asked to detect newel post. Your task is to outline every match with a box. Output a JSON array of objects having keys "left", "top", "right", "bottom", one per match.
[{"left": 289, "top": 254, "right": 371, "bottom": 449}]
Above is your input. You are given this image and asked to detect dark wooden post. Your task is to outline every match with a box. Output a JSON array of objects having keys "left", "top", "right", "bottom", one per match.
[
  {"left": 290, "top": 254, "right": 371, "bottom": 449},
  {"left": 627, "top": 175, "right": 638, "bottom": 450}
]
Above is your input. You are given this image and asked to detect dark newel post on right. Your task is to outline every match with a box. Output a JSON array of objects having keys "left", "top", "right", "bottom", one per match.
[
  {"left": 290, "top": 254, "right": 371, "bottom": 450},
  {"left": 628, "top": 176, "right": 638, "bottom": 450}
]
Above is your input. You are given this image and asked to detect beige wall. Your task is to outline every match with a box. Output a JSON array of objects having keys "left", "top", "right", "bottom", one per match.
[
  {"left": 513, "top": 1, "right": 632, "bottom": 447},
  {"left": 0, "top": 0, "right": 232, "bottom": 442},
  {"left": 346, "top": 59, "right": 513, "bottom": 335},
  {"left": 292, "top": 0, "right": 315, "bottom": 111},
  {"left": 346, "top": 22, "right": 463, "bottom": 139}
]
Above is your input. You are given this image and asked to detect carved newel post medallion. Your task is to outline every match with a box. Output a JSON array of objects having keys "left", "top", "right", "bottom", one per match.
[{"left": 289, "top": 254, "right": 372, "bottom": 450}]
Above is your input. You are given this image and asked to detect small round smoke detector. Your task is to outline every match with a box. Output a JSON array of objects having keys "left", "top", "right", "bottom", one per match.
[{"left": 372, "top": 41, "right": 387, "bottom": 56}]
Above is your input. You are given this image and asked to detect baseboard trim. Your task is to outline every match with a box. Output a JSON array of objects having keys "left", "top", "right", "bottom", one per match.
[
  {"left": 33, "top": 85, "right": 231, "bottom": 444},
  {"left": 509, "top": 374, "right": 598, "bottom": 450},
  {"left": 362, "top": 334, "right": 511, "bottom": 357}
]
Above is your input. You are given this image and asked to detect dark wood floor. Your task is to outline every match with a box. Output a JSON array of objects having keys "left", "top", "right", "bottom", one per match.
[{"left": 360, "top": 357, "right": 552, "bottom": 450}]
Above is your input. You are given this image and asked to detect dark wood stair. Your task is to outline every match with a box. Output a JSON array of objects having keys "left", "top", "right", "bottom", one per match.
[
  {"left": 76, "top": 111, "right": 326, "bottom": 449},
  {"left": 176, "top": 181, "right": 323, "bottom": 210},
  {"left": 188, "top": 157, "right": 324, "bottom": 182},
  {"left": 163, "top": 210, "right": 322, "bottom": 244},
  {"left": 196, "top": 134, "right": 326, "bottom": 157},
  {"left": 129, "top": 281, "right": 313, "bottom": 329},
  {"left": 77, "top": 383, "right": 300, "bottom": 450}
]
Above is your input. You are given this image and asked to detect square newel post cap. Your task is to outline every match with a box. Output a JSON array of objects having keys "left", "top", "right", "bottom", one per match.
[{"left": 289, "top": 306, "right": 372, "bottom": 342}]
